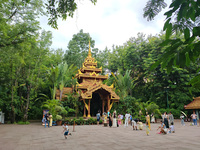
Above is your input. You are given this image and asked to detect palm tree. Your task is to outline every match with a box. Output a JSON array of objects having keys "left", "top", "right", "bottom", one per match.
[
  {"left": 112, "top": 70, "right": 136, "bottom": 100},
  {"left": 47, "top": 65, "right": 59, "bottom": 99},
  {"left": 57, "top": 63, "right": 77, "bottom": 100}
]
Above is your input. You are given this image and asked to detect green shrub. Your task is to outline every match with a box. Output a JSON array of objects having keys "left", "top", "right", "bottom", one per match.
[
  {"left": 55, "top": 106, "right": 62, "bottom": 112},
  {"left": 99, "top": 119, "right": 103, "bottom": 124},
  {"left": 64, "top": 118, "right": 70, "bottom": 124},
  {"left": 93, "top": 119, "right": 97, "bottom": 124},
  {"left": 85, "top": 119, "right": 89, "bottom": 125},
  {"left": 56, "top": 115, "right": 62, "bottom": 121},
  {"left": 17, "top": 121, "right": 30, "bottom": 125},
  {"left": 79, "top": 117, "right": 84, "bottom": 124},
  {"left": 76, "top": 119, "right": 81, "bottom": 125},
  {"left": 88, "top": 118, "right": 94, "bottom": 124}
]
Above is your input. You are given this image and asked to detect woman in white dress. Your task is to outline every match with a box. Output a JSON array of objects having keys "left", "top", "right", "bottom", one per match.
[
  {"left": 112, "top": 110, "right": 117, "bottom": 127},
  {"left": 151, "top": 113, "right": 155, "bottom": 123}
]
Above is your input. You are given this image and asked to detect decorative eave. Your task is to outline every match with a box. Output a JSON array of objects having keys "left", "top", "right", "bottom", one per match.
[
  {"left": 184, "top": 96, "right": 200, "bottom": 109},
  {"left": 78, "top": 74, "right": 108, "bottom": 80},
  {"left": 79, "top": 83, "right": 119, "bottom": 100},
  {"left": 80, "top": 67, "right": 102, "bottom": 73}
]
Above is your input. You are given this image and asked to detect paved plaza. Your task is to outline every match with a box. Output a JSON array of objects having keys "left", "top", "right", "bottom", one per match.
[{"left": 0, "top": 120, "right": 200, "bottom": 150}]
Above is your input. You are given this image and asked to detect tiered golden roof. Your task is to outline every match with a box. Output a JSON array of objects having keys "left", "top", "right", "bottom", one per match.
[{"left": 76, "top": 41, "right": 119, "bottom": 100}]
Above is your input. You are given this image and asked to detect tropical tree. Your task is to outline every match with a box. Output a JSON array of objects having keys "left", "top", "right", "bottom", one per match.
[
  {"left": 144, "top": 0, "right": 200, "bottom": 89},
  {"left": 64, "top": 29, "right": 96, "bottom": 68},
  {"left": 112, "top": 70, "right": 136, "bottom": 100},
  {"left": 57, "top": 63, "right": 77, "bottom": 100}
]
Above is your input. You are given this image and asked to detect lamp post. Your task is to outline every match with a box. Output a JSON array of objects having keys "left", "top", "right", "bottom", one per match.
[{"left": 165, "top": 86, "right": 169, "bottom": 109}]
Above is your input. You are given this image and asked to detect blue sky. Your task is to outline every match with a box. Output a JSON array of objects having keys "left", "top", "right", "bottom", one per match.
[{"left": 39, "top": 0, "right": 170, "bottom": 51}]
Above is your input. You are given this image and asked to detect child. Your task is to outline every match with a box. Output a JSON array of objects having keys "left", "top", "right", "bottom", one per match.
[
  {"left": 180, "top": 114, "right": 185, "bottom": 126},
  {"left": 157, "top": 121, "right": 167, "bottom": 134},
  {"left": 132, "top": 118, "right": 138, "bottom": 130},
  {"left": 62, "top": 122, "right": 71, "bottom": 139},
  {"left": 146, "top": 122, "right": 150, "bottom": 136},
  {"left": 169, "top": 122, "right": 175, "bottom": 133}
]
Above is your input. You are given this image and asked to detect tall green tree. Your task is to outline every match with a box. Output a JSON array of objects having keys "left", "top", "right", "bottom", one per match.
[{"left": 64, "top": 29, "right": 96, "bottom": 68}]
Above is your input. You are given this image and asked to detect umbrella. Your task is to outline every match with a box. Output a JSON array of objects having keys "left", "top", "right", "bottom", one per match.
[{"left": 181, "top": 111, "right": 187, "bottom": 117}]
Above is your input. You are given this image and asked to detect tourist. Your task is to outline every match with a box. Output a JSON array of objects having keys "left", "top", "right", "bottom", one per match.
[
  {"left": 103, "top": 112, "right": 107, "bottom": 127},
  {"left": 44, "top": 112, "right": 49, "bottom": 128},
  {"left": 112, "top": 110, "right": 117, "bottom": 127},
  {"left": 129, "top": 113, "right": 132, "bottom": 125},
  {"left": 62, "top": 122, "right": 71, "bottom": 139},
  {"left": 180, "top": 114, "right": 185, "bottom": 126},
  {"left": 163, "top": 112, "right": 169, "bottom": 128},
  {"left": 138, "top": 121, "right": 143, "bottom": 130},
  {"left": 124, "top": 112, "right": 130, "bottom": 127},
  {"left": 168, "top": 111, "right": 174, "bottom": 125},
  {"left": 132, "top": 118, "right": 139, "bottom": 130},
  {"left": 191, "top": 112, "right": 197, "bottom": 126},
  {"left": 169, "top": 122, "right": 175, "bottom": 133},
  {"left": 146, "top": 112, "right": 151, "bottom": 130},
  {"left": 107, "top": 110, "right": 110, "bottom": 118},
  {"left": 96, "top": 111, "right": 101, "bottom": 126},
  {"left": 42, "top": 116, "right": 46, "bottom": 125},
  {"left": 49, "top": 113, "right": 53, "bottom": 127},
  {"left": 109, "top": 113, "right": 112, "bottom": 127},
  {"left": 146, "top": 122, "right": 150, "bottom": 136},
  {"left": 118, "top": 114, "right": 121, "bottom": 125},
  {"left": 151, "top": 113, "right": 155, "bottom": 123},
  {"left": 120, "top": 114, "right": 124, "bottom": 125},
  {"left": 157, "top": 121, "right": 167, "bottom": 134}
]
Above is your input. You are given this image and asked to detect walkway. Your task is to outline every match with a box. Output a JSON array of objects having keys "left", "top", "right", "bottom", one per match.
[{"left": 0, "top": 120, "right": 200, "bottom": 150}]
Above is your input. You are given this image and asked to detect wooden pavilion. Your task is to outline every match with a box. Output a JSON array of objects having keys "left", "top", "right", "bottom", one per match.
[
  {"left": 184, "top": 96, "right": 200, "bottom": 120},
  {"left": 75, "top": 42, "right": 119, "bottom": 117}
]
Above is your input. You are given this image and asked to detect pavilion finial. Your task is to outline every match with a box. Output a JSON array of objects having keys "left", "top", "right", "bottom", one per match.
[{"left": 88, "top": 39, "right": 92, "bottom": 57}]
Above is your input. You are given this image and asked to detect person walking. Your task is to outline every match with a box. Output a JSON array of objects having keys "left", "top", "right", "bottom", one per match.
[
  {"left": 118, "top": 114, "right": 121, "bottom": 126},
  {"left": 44, "top": 112, "right": 50, "bottom": 128},
  {"left": 180, "top": 114, "right": 185, "bottom": 126},
  {"left": 112, "top": 110, "right": 117, "bottom": 127},
  {"left": 151, "top": 113, "right": 155, "bottom": 123},
  {"left": 49, "top": 113, "right": 53, "bottom": 127},
  {"left": 96, "top": 111, "right": 101, "bottom": 126},
  {"left": 191, "top": 112, "right": 197, "bottom": 126},
  {"left": 146, "top": 112, "right": 151, "bottom": 130},
  {"left": 146, "top": 122, "right": 150, "bottom": 136},
  {"left": 109, "top": 113, "right": 112, "bottom": 127},
  {"left": 62, "top": 122, "right": 71, "bottom": 139},
  {"left": 124, "top": 112, "right": 130, "bottom": 127},
  {"left": 163, "top": 112, "right": 169, "bottom": 128},
  {"left": 168, "top": 111, "right": 174, "bottom": 125},
  {"left": 120, "top": 114, "right": 124, "bottom": 125}
]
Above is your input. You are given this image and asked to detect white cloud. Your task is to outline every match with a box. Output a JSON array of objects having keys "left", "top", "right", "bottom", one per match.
[{"left": 39, "top": 0, "right": 170, "bottom": 51}]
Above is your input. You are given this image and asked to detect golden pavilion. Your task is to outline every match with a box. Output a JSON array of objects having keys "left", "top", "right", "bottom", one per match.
[{"left": 57, "top": 41, "right": 119, "bottom": 118}]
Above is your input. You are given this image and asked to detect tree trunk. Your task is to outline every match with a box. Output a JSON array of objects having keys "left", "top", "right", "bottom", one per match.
[
  {"left": 59, "top": 89, "right": 63, "bottom": 101},
  {"left": 23, "top": 83, "right": 30, "bottom": 122}
]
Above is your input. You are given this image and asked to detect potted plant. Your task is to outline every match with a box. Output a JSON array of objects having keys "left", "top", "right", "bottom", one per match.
[{"left": 56, "top": 115, "right": 62, "bottom": 126}]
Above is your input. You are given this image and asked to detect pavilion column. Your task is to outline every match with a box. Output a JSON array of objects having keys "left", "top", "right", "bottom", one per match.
[
  {"left": 107, "top": 96, "right": 110, "bottom": 112},
  {"left": 83, "top": 104, "right": 86, "bottom": 118},
  {"left": 87, "top": 99, "right": 91, "bottom": 118}
]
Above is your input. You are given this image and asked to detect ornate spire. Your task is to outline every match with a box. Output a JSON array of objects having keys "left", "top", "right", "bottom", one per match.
[{"left": 88, "top": 40, "right": 92, "bottom": 57}]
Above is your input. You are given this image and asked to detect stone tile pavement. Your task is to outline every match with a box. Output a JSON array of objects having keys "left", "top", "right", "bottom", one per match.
[{"left": 0, "top": 120, "right": 200, "bottom": 150}]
